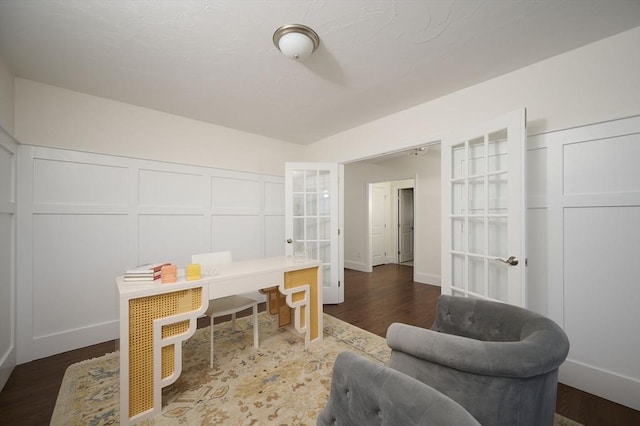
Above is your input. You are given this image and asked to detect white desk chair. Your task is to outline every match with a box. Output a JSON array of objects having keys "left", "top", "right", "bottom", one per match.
[{"left": 191, "top": 251, "right": 259, "bottom": 368}]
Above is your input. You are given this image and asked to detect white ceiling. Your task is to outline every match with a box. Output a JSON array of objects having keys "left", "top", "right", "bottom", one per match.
[{"left": 1, "top": 0, "right": 638, "bottom": 145}]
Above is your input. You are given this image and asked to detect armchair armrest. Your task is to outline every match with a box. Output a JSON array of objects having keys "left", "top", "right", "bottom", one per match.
[{"left": 386, "top": 322, "right": 567, "bottom": 378}]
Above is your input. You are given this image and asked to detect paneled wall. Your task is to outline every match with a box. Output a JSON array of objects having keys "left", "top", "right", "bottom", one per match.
[
  {"left": 0, "top": 126, "right": 17, "bottom": 389},
  {"left": 17, "top": 146, "right": 284, "bottom": 363},
  {"left": 529, "top": 116, "right": 640, "bottom": 410}
]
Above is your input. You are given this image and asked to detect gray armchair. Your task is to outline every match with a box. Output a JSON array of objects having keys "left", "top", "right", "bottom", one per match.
[
  {"left": 317, "top": 351, "right": 480, "bottom": 426},
  {"left": 386, "top": 295, "right": 570, "bottom": 426}
]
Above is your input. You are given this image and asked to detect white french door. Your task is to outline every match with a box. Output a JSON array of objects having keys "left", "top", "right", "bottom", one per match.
[
  {"left": 285, "top": 163, "right": 343, "bottom": 304},
  {"left": 370, "top": 184, "right": 387, "bottom": 267},
  {"left": 441, "top": 109, "right": 527, "bottom": 306}
]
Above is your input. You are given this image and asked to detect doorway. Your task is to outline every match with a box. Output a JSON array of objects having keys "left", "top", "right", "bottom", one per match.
[
  {"left": 398, "top": 187, "right": 414, "bottom": 265},
  {"left": 368, "top": 179, "right": 415, "bottom": 267}
]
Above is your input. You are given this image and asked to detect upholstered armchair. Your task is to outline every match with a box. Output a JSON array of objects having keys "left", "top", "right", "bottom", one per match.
[
  {"left": 386, "top": 295, "right": 570, "bottom": 426},
  {"left": 317, "top": 351, "right": 480, "bottom": 426}
]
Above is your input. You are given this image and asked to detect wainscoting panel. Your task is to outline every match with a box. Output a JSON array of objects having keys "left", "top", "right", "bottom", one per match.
[
  {"left": 563, "top": 206, "right": 640, "bottom": 380},
  {"left": 17, "top": 145, "right": 284, "bottom": 363},
  {"left": 264, "top": 215, "right": 285, "bottom": 257},
  {"left": 212, "top": 175, "right": 261, "bottom": 215},
  {"left": 139, "top": 214, "right": 207, "bottom": 266},
  {"left": 138, "top": 169, "right": 205, "bottom": 209},
  {"left": 211, "top": 215, "right": 260, "bottom": 261},
  {"left": 31, "top": 214, "right": 127, "bottom": 338},
  {"left": 543, "top": 115, "right": 640, "bottom": 410},
  {"left": 33, "top": 158, "right": 128, "bottom": 206},
  {"left": 264, "top": 180, "right": 285, "bottom": 215}
]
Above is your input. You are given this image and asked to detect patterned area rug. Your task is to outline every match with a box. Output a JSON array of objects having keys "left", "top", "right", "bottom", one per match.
[{"left": 52, "top": 313, "right": 580, "bottom": 425}]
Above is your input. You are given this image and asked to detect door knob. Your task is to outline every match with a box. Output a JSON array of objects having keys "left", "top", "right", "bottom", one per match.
[
  {"left": 286, "top": 238, "right": 293, "bottom": 244},
  {"left": 494, "top": 255, "right": 518, "bottom": 266}
]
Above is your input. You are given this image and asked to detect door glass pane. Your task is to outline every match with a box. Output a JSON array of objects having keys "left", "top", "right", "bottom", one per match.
[
  {"left": 452, "top": 143, "right": 466, "bottom": 179},
  {"left": 468, "top": 256, "right": 484, "bottom": 295},
  {"left": 319, "top": 217, "right": 330, "bottom": 239},
  {"left": 489, "top": 262, "right": 508, "bottom": 301},
  {"left": 306, "top": 217, "right": 317, "bottom": 240},
  {"left": 322, "top": 264, "right": 331, "bottom": 287},
  {"left": 293, "top": 241, "right": 306, "bottom": 258},
  {"left": 488, "top": 129, "right": 508, "bottom": 173},
  {"left": 307, "top": 241, "right": 318, "bottom": 261},
  {"left": 305, "top": 170, "right": 317, "bottom": 191},
  {"left": 468, "top": 177, "right": 485, "bottom": 214},
  {"left": 468, "top": 218, "right": 485, "bottom": 254},
  {"left": 488, "top": 173, "right": 508, "bottom": 215},
  {"left": 452, "top": 182, "right": 465, "bottom": 215},
  {"left": 318, "top": 170, "right": 330, "bottom": 192},
  {"left": 468, "top": 137, "right": 485, "bottom": 176},
  {"left": 293, "top": 169, "right": 305, "bottom": 192},
  {"left": 452, "top": 219, "right": 464, "bottom": 252},
  {"left": 452, "top": 254, "right": 465, "bottom": 289},
  {"left": 488, "top": 217, "right": 508, "bottom": 258},
  {"left": 293, "top": 193, "right": 305, "bottom": 216},
  {"left": 293, "top": 217, "right": 304, "bottom": 241},
  {"left": 319, "top": 190, "right": 330, "bottom": 215},
  {"left": 306, "top": 193, "right": 318, "bottom": 215},
  {"left": 319, "top": 242, "right": 330, "bottom": 263}
]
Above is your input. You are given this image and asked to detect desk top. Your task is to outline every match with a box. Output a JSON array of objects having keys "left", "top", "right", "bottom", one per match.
[{"left": 116, "top": 256, "right": 321, "bottom": 299}]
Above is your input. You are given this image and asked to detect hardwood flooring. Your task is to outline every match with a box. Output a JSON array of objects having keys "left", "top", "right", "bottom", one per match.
[{"left": 0, "top": 263, "right": 637, "bottom": 425}]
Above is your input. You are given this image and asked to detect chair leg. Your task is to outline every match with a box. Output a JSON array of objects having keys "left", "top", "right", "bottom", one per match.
[
  {"left": 210, "top": 314, "right": 214, "bottom": 369},
  {"left": 231, "top": 312, "right": 236, "bottom": 331},
  {"left": 253, "top": 304, "right": 259, "bottom": 349}
]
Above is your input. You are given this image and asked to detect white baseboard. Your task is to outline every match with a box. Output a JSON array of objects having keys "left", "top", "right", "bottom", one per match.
[
  {"left": 344, "top": 260, "right": 371, "bottom": 272},
  {"left": 0, "top": 346, "right": 16, "bottom": 391},
  {"left": 414, "top": 271, "right": 441, "bottom": 286},
  {"left": 21, "top": 320, "right": 119, "bottom": 364},
  {"left": 559, "top": 358, "right": 640, "bottom": 411}
]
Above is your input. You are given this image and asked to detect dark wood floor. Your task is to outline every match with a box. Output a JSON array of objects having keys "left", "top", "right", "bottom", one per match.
[{"left": 0, "top": 264, "right": 638, "bottom": 425}]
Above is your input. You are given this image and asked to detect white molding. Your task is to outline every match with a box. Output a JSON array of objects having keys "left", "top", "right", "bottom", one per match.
[
  {"left": 560, "top": 360, "right": 640, "bottom": 411},
  {"left": 344, "top": 260, "right": 370, "bottom": 272},
  {"left": 414, "top": 271, "right": 440, "bottom": 286}
]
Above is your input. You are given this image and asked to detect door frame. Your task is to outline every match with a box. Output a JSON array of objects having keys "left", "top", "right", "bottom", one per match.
[{"left": 365, "top": 178, "right": 417, "bottom": 271}]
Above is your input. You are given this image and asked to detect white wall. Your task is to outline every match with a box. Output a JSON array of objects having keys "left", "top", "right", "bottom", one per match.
[
  {"left": 306, "top": 27, "right": 640, "bottom": 163},
  {"left": 344, "top": 148, "right": 441, "bottom": 285},
  {"left": 0, "top": 56, "right": 14, "bottom": 134},
  {"left": 16, "top": 145, "right": 285, "bottom": 362},
  {"left": 14, "top": 79, "right": 305, "bottom": 177}
]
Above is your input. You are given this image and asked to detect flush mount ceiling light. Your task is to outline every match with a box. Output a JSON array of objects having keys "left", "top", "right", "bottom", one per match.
[{"left": 273, "top": 24, "right": 320, "bottom": 60}]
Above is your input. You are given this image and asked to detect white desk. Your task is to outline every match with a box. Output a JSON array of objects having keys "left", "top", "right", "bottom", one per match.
[{"left": 117, "top": 256, "right": 322, "bottom": 425}]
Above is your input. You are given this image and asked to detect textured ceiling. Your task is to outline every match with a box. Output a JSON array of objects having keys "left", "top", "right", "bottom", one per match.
[{"left": 0, "top": 0, "right": 638, "bottom": 145}]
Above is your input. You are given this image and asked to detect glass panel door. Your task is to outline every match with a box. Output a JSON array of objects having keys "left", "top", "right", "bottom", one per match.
[
  {"left": 286, "top": 163, "right": 343, "bottom": 304},
  {"left": 441, "top": 109, "right": 526, "bottom": 306}
]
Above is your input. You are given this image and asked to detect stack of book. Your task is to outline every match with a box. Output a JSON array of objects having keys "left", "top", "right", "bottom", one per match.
[{"left": 124, "top": 262, "right": 171, "bottom": 283}]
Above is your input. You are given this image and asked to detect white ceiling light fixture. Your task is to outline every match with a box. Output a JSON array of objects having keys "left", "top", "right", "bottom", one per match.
[{"left": 273, "top": 24, "right": 320, "bottom": 60}]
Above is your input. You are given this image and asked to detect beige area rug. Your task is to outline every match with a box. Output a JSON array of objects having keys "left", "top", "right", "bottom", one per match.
[{"left": 52, "top": 313, "right": 580, "bottom": 425}]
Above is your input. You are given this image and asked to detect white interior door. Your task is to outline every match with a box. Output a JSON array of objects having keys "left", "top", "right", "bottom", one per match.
[
  {"left": 398, "top": 188, "right": 414, "bottom": 263},
  {"left": 285, "top": 163, "right": 343, "bottom": 304},
  {"left": 441, "top": 109, "right": 526, "bottom": 306},
  {"left": 370, "top": 184, "right": 387, "bottom": 267}
]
